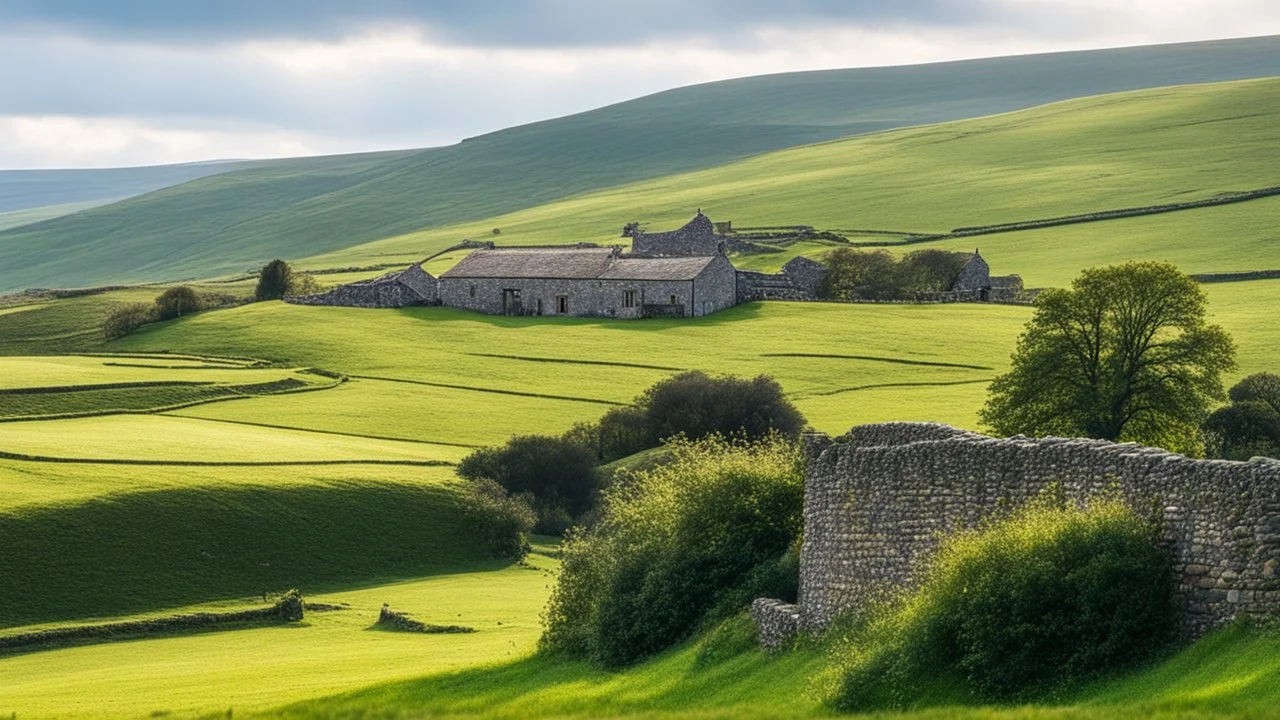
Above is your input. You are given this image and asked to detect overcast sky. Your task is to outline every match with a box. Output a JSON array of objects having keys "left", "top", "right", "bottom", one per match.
[{"left": 3, "top": 1, "right": 1279, "bottom": 169}]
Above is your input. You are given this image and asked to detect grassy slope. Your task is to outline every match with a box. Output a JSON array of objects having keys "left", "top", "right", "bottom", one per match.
[
  {"left": 0, "top": 200, "right": 110, "bottom": 232},
  {"left": 0, "top": 462, "right": 483, "bottom": 627},
  {"left": 6, "top": 35, "right": 1280, "bottom": 291},
  {"left": 0, "top": 544, "right": 558, "bottom": 719},
  {"left": 115, "top": 300, "right": 1029, "bottom": 438},
  {"left": 313, "top": 77, "right": 1280, "bottom": 281},
  {"left": 258, "top": 624, "right": 1280, "bottom": 720},
  {"left": 0, "top": 161, "right": 256, "bottom": 214}
]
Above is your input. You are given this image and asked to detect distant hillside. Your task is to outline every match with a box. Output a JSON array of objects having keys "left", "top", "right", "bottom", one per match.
[
  {"left": 3, "top": 35, "right": 1280, "bottom": 292},
  {"left": 314, "top": 76, "right": 1280, "bottom": 289},
  {"left": 0, "top": 161, "right": 254, "bottom": 214}
]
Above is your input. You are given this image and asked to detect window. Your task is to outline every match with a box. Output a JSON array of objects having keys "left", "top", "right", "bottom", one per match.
[
  {"left": 469, "top": 285, "right": 476, "bottom": 298},
  {"left": 623, "top": 290, "right": 637, "bottom": 308},
  {"left": 669, "top": 295, "right": 678, "bottom": 305},
  {"left": 556, "top": 295, "right": 569, "bottom": 314}
]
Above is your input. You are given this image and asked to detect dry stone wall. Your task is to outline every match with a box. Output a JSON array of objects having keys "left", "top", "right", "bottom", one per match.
[{"left": 766, "top": 423, "right": 1280, "bottom": 644}]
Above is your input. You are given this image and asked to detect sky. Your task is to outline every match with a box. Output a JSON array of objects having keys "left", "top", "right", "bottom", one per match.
[{"left": 2, "top": 1, "right": 1279, "bottom": 169}]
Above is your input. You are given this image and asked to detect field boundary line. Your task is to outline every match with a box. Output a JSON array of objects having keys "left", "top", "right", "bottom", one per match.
[
  {"left": 465, "top": 352, "right": 686, "bottom": 372},
  {"left": 349, "top": 374, "right": 628, "bottom": 406},
  {"left": 760, "top": 352, "right": 993, "bottom": 370},
  {"left": 167, "top": 414, "right": 481, "bottom": 449},
  {"left": 0, "top": 449, "right": 453, "bottom": 467},
  {"left": 801, "top": 378, "right": 994, "bottom": 398}
]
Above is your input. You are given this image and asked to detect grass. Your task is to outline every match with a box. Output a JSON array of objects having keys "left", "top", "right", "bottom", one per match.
[
  {"left": 247, "top": 622, "right": 1280, "bottom": 720},
  {"left": 306, "top": 76, "right": 1280, "bottom": 281},
  {"left": 0, "top": 543, "right": 559, "bottom": 719},
  {"left": 7, "top": 36, "right": 1280, "bottom": 292},
  {"left": 0, "top": 468, "right": 491, "bottom": 627},
  {"left": 0, "top": 355, "right": 337, "bottom": 420},
  {"left": 105, "top": 300, "right": 1027, "bottom": 440}
]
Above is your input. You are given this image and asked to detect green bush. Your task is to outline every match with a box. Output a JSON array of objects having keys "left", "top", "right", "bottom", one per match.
[
  {"left": 102, "top": 302, "right": 158, "bottom": 339},
  {"left": 255, "top": 259, "right": 294, "bottom": 301},
  {"left": 640, "top": 371, "right": 806, "bottom": 446},
  {"left": 457, "top": 435, "right": 599, "bottom": 534},
  {"left": 540, "top": 435, "right": 802, "bottom": 666},
  {"left": 826, "top": 497, "right": 1173, "bottom": 710},
  {"left": 1205, "top": 401, "right": 1280, "bottom": 460},
  {"left": 154, "top": 286, "right": 202, "bottom": 320},
  {"left": 1228, "top": 372, "right": 1280, "bottom": 414},
  {"left": 457, "top": 478, "right": 536, "bottom": 560}
]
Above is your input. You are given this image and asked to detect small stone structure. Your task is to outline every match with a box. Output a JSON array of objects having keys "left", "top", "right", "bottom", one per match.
[
  {"left": 736, "top": 256, "right": 828, "bottom": 303},
  {"left": 285, "top": 264, "right": 438, "bottom": 308},
  {"left": 629, "top": 211, "right": 726, "bottom": 257},
  {"left": 916, "top": 250, "right": 1027, "bottom": 303},
  {"left": 438, "top": 245, "right": 737, "bottom": 318},
  {"left": 753, "top": 423, "right": 1280, "bottom": 648}
]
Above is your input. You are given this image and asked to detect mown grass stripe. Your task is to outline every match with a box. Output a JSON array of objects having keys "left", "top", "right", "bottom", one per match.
[
  {"left": 761, "top": 352, "right": 993, "bottom": 370},
  {"left": 465, "top": 352, "right": 686, "bottom": 372},
  {"left": 804, "top": 378, "right": 994, "bottom": 398},
  {"left": 169, "top": 414, "right": 481, "bottom": 449},
  {"left": 0, "top": 450, "right": 452, "bottom": 467},
  {"left": 0, "top": 380, "right": 216, "bottom": 395},
  {"left": 348, "top": 374, "right": 627, "bottom": 406}
]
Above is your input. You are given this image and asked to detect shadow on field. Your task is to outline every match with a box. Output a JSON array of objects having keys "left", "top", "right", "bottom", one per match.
[
  {"left": 392, "top": 302, "right": 766, "bottom": 331},
  {"left": 0, "top": 481, "right": 507, "bottom": 629}
]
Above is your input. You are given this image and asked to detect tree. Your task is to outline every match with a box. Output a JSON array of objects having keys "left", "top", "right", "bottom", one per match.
[
  {"left": 1228, "top": 372, "right": 1280, "bottom": 414},
  {"left": 1204, "top": 401, "right": 1280, "bottom": 460},
  {"left": 255, "top": 259, "right": 294, "bottom": 301},
  {"left": 819, "top": 248, "right": 900, "bottom": 300},
  {"left": 639, "top": 371, "right": 806, "bottom": 444},
  {"left": 457, "top": 435, "right": 599, "bottom": 534},
  {"left": 103, "top": 303, "right": 157, "bottom": 339},
  {"left": 154, "top": 286, "right": 202, "bottom": 320},
  {"left": 981, "top": 262, "right": 1235, "bottom": 454},
  {"left": 895, "top": 249, "right": 970, "bottom": 293}
]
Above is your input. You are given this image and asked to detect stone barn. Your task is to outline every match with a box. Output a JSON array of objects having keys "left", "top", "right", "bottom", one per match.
[
  {"left": 438, "top": 245, "right": 737, "bottom": 318},
  {"left": 629, "top": 210, "right": 725, "bottom": 257},
  {"left": 284, "top": 263, "right": 438, "bottom": 308}
]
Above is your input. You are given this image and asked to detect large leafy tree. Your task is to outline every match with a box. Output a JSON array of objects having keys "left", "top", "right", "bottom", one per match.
[
  {"left": 254, "top": 259, "right": 294, "bottom": 301},
  {"left": 981, "top": 262, "right": 1235, "bottom": 454}
]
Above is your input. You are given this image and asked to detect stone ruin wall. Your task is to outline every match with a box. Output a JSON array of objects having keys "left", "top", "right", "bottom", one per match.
[
  {"left": 754, "top": 422, "right": 1280, "bottom": 649},
  {"left": 284, "top": 265, "right": 439, "bottom": 309}
]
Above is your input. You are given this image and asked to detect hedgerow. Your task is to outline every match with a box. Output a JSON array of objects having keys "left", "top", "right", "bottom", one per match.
[
  {"left": 540, "top": 435, "right": 802, "bottom": 667},
  {"left": 825, "top": 496, "right": 1174, "bottom": 710}
]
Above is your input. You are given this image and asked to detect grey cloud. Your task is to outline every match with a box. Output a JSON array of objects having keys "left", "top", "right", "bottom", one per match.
[{"left": 2, "top": 0, "right": 982, "bottom": 47}]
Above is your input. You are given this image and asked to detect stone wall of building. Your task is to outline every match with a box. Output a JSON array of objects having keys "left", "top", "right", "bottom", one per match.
[
  {"left": 438, "top": 276, "right": 690, "bottom": 318},
  {"left": 691, "top": 255, "right": 739, "bottom": 316},
  {"left": 769, "top": 423, "right": 1280, "bottom": 644},
  {"left": 951, "top": 253, "right": 991, "bottom": 291},
  {"left": 284, "top": 265, "right": 437, "bottom": 308},
  {"left": 631, "top": 212, "right": 724, "bottom": 257}
]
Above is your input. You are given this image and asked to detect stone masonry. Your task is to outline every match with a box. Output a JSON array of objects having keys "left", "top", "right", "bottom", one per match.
[
  {"left": 285, "top": 264, "right": 438, "bottom": 308},
  {"left": 753, "top": 423, "right": 1280, "bottom": 647}
]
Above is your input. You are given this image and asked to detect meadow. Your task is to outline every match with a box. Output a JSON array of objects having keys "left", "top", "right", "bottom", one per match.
[{"left": 1, "top": 70, "right": 1280, "bottom": 720}]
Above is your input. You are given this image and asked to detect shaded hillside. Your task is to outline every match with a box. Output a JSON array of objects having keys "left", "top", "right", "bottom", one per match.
[
  {"left": 313, "top": 77, "right": 1280, "bottom": 286},
  {"left": 4, "top": 35, "right": 1280, "bottom": 292},
  {"left": 0, "top": 161, "right": 254, "bottom": 213}
]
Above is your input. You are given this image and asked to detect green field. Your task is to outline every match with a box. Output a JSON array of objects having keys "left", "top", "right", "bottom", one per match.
[
  {"left": 0, "top": 544, "right": 558, "bottom": 718},
  {"left": 308, "top": 77, "right": 1280, "bottom": 284},
  {"left": 5, "top": 35, "right": 1280, "bottom": 293},
  {"left": 2, "top": 58, "right": 1280, "bottom": 719}
]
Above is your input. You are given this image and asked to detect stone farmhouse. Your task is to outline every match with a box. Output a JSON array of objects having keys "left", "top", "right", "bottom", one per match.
[
  {"left": 283, "top": 211, "right": 1020, "bottom": 316},
  {"left": 437, "top": 245, "right": 737, "bottom": 319}
]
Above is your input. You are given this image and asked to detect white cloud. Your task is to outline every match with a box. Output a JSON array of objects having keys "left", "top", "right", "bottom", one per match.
[{"left": 3, "top": 2, "right": 1280, "bottom": 169}]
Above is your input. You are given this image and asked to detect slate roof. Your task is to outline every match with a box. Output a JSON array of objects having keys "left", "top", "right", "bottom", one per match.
[
  {"left": 442, "top": 248, "right": 617, "bottom": 279},
  {"left": 440, "top": 247, "right": 717, "bottom": 281},
  {"left": 600, "top": 256, "right": 717, "bottom": 281}
]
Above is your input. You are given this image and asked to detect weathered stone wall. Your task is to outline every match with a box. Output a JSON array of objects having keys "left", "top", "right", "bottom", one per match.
[
  {"left": 631, "top": 212, "right": 723, "bottom": 257},
  {"left": 439, "top": 276, "right": 690, "bottom": 318},
  {"left": 750, "top": 598, "right": 801, "bottom": 651},
  {"left": 285, "top": 265, "right": 438, "bottom": 309},
  {"left": 691, "top": 255, "right": 739, "bottom": 316},
  {"left": 437, "top": 254, "right": 737, "bottom": 319},
  {"left": 951, "top": 253, "right": 991, "bottom": 291},
  {"left": 782, "top": 256, "right": 828, "bottom": 297},
  {"left": 786, "top": 423, "right": 1280, "bottom": 640}
]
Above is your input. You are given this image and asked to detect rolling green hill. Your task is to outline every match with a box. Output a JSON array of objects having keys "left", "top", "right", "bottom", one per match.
[
  {"left": 313, "top": 76, "right": 1280, "bottom": 282},
  {"left": 5, "top": 35, "right": 1280, "bottom": 293},
  {"left": 0, "top": 160, "right": 255, "bottom": 214}
]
